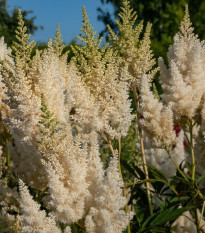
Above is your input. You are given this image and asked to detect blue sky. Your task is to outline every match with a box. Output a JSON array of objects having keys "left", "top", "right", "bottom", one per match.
[{"left": 7, "top": 0, "right": 114, "bottom": 44}]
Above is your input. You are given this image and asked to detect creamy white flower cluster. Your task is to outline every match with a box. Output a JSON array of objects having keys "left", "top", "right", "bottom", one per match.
[
  {"left": 71, "top": 6, "right": 134, "bottom": 139},
  {"left": 159, "top": 8, "right": 205, "bottom": 121},
  {"left": 85, "top": 144, "right": 134, "bottom": 233},
  {"left": 0, "top": 8, "right": 133, "bottom": 232},
  {"left": 139, "top": 76, "right": 176, "bottom": 148},
  {"left": 0, "top": 38, "right": 23, "bottom": 232},
  {"left": 19, "top": 180, "right": 62, "bottom": 233},
  {"left": 139, "top": 7, "right": 205, "bottom": 151},
  {"left": 108, "top": 0, "right": 158, "bottom": 88}
]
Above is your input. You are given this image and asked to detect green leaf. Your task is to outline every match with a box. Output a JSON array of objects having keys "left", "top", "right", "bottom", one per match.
[
  {"left": 152, "top": 206, "right": 193, "bottom": 226},
  {"left": 159, "top": 196, "right": 189, "bottom": 211},
  {"left": 137, "top": 178, "right": 160, "bottom": 184},
  {"left": 197, "top": 175, "right": 205, "bottom": 184},
  {"left": 142, "top": 226, "right": 169, "bottom": 233},
  {"left": 134, "top": 164, "right": 146, "bottom": 180},
  {"left": 152, "top": 180, "right": 167, "bottom": 195},
  {"left": 142, "top": 205, "right": 194, "bottom": 230},
  {"left": 120, "top": 160, "right": 137, "bottom": 177},
  {"left": 185, "top": 163, "right": 192, "bottom": 173},
  {"left": 148, "top": 165, "right": 169, "bottom": 185},
  {"left": 172, "top": 174, "right": 191, "bottom": 186}
]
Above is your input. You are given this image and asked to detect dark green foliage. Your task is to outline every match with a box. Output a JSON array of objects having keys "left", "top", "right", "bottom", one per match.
[
  {"left": 141, "top": 205, "right": 193, "bottom": 232},
  {"left": 127, "top": 162, "right": 205, "bottom": 232},
  {"left": 0, "top": 0, "right": 42, "bottom": 47}
]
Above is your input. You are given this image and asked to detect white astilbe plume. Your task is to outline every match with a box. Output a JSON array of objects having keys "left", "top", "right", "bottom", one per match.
[
  {"left": 7, "top": 21, "right": 75, "bottom": 190},
  {"left": 4, "top": 11, "right": 46, "bottom": 190},
  {"left": 139, "top": 75, "right": 176, "bottom": 148},
  {"left": 94, "top": 63, "right": 134, "bottom": 138},
  {"left": 0, "top": 24, "right": 45, "bottom": 190},
  {"left": 45, "top": 161, "right": 88, "bottom": 224},
  {"left": 36, "top": 40, "right": 71, "bottom": 124},
  {"left": 85, "top": 153, "right": 133, "bottom": 233},
  {"left": 108, "top": 0, "right": 158, "bottom": 88},
  {"left": 72, "top": 7, "right": 133, "bottom": 139},
  {"left": 0, "top": 37, "right": 14, "bottom": 65},
  {"left": 0, "top": 37, "right": 12, "bottom": 126},
  {"left": 6, "top": 12, "right": 85, "bottom": 190},
  {"left": 145, "top": 130, "right": 186, "bottom": 177},
  {"left": 159, "top": 6, "right": 205, "bottom": 120},
  {"left": 84, "top": 132, "right": 104, "bottom": 209},
  {"left": 19, "top": 180, "right": 62, "bottom": 233},
  {"left": 7, "top": 83, "right": 44, "bottom": 189},
  {"left": 0, "top": 73, "right": 10, "bottom": 121},
  {"left": 7, "top": 81, "right": 45, "bottom": 190},
  {"left": 38, "top": 115, "right": 90, "bottom": 223},
  {"left": 66, "top": 63, "right": 102, "bottom": 134}
]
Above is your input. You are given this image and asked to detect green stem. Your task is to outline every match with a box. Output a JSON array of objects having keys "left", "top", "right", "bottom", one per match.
[
  {"left": 184, "top": 131, "right": 191, "bottom": 146},
  {"left": 189, "top": 120, "right": 195, "bottom": 180},
  {"left": 132, "top": 86, "right": 153, "bottom": 215},
  {"left": 166, "top": 148, "right": 189, "bottom": 182},
  {"left": 194, "top": 208, "right": 200, "bottom": 233},
  {"left": 118, "top": 137, "right": 123, "bottom": 183},
  {"left": 199, "top": 200, "right": 205, "bottom": 228},
  {"left": 188, "top": 120, "right": 200, "bottom": 232},
  {"left": 72, "top": 224, "right": 79, "bottom": 233},
  {"left": 118, "top": 137, "right": 131, "bottom": 233},
  {"left": 106, "top": 135, "right": 115, "bottom": 156},
  {"left": 191, "top": 146, "right": 195, "bottom": 181}
]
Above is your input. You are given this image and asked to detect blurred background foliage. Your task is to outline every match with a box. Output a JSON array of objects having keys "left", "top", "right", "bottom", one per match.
[
  {"left": 97, "top": 0, "right": 205, "bottom": 59},
  {"left": 0, "top": 0, "right": 42, "bottom": 47}
]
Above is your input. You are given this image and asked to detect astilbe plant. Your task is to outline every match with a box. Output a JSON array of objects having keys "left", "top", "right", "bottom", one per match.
[
  {"left": 136, "top": 5, "right": 205, "bottom": 233},
  {"left": 0, "top": 1, "right": 205, "bottom": 233},
  {"left": 0, "top": 7, "right": 133, "bottom": 233}
]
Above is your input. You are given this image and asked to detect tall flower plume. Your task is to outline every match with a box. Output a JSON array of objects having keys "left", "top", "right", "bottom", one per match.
[
  {"left": 19, "top": 180, "right": 62, "bottom": 233},
  {"left": 72, "top": 6, "right": 133, "bottom": 139},
  {"left": 108, "top": 0, "right": 158, "bottom": 88},
  {"left": 85, "top": 152, "right": 133, "bottom": 233},
  {"left": 159, "top": 6, "right": 205, "bottom": 121},
  {"left": 139, "top": 75, "right": 176, "bottom": 148}
]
